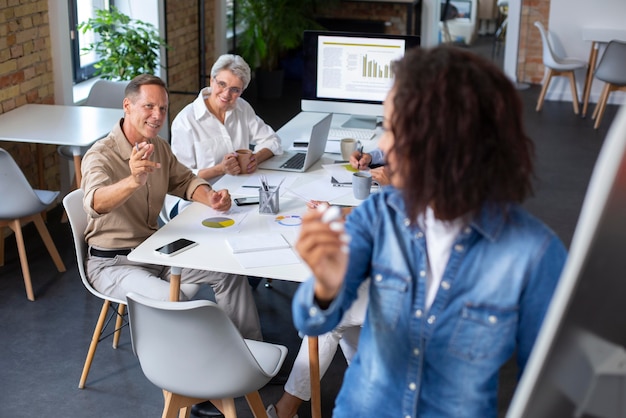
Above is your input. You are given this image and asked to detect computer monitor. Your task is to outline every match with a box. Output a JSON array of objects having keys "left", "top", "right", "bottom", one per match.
[
  {"left": 506, "top": 105, "right": 626, "bottom": 418},
  {"left": 301, "top": 30, "right": 420, "bottom": 129}
]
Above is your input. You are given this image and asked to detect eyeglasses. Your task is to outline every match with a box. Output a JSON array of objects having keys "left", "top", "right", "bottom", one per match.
[{"left": 213, "top": 77, "right": 243, "bottom": 95}]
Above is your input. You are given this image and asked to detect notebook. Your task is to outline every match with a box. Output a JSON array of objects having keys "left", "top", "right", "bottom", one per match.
[{"left": 258, "top": 113, "right": 332, "bottom": 172}]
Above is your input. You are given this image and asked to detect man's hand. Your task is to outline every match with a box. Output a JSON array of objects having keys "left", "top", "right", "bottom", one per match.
[
  {"left": 131, "top": 142, "right": 161, "bottom": 186},
  {"left": 208, "top": 188, "right": 232, "bottom": 211}
]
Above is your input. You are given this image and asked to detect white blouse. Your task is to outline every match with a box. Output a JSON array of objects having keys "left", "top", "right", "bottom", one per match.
[{"left": 170, "top": 87, "right": 283, "bottom": 175}]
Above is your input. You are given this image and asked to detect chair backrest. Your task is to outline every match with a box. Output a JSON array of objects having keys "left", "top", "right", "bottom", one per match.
[
  {"left": 0, "top": 148, "right": 49, "bottom": 219},
  {"left": 595, "top": 40, "right": 626, "bottom": 86},
  {"left": 127, "top": 292, "right": 283, "bottom": 399},
  {"left": 62, "top": 189, "right": 125, "bottom": 305},
  {"left": 83, "top": 79, "right": 129, "bottom": 109},
  {"left": 534, "top": 21, "right": 562, "bottom": 68}
]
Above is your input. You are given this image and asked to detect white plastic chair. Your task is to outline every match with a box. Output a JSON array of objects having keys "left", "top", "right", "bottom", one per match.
[
  {"left": 0, "top": 148, "right": 66, "bottom": 301},
  {"left": 58, "top": 79, "right": 128, "bottom": 188},
  {"left": 63, "top": 189, "right": 128, "bottom": 388},
  {"left": 534, "top": 21, "right": 587, "bottom": 114},
  {"left": 64, "top": 189, "right": 201, "bottom": 388},
  {"left": 591, "top": 40, "right": 626, "bottom": 129},
  {"left": 127, "top": 292, "right": 288, "bottom": 418}
]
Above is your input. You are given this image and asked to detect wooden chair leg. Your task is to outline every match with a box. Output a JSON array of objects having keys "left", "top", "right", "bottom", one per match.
[
  {"left": 213, "top": 398, "right": 237, "bottom": 418},
  {"left": 592, "top": 83, "right": 609, "bottom": 120},
  {"left": 31, "top": 213, "right": 66, "bottom": 272},
  {"left": 536, "top": 69, "right": 554, "bottom": 111},
  {"left": 245, "top": 391, "right": 269, "bottom": 418},
  {"left": 567, "top": 72, "right": 580, "bottom": 115},
  {"left": 9, "top": 219, "right": 35, "bottom": 301},
  {"left": 594, "top": 84, "right": 612, "bottom": 129},
  {"left": 79, "top": 300, "right": 110, "bottom": 388},
  {"left": 161, "top": 391, "right": 205, "bottom": 418},
  {"left": 113, "top": 303, "right": 126, "bottom": 348}
]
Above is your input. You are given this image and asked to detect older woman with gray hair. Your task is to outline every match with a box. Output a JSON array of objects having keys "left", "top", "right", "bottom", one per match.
[{"left": 171, "top": 54, "right": 282, "bottom": 182}]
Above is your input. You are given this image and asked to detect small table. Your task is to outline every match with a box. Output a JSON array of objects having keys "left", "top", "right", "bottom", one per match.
[
  {"left": 581, "top": 28, "right": 626, "bottom": 117},
  {"left": 0, "top": 104, "right": 122, "bottom": 188}
]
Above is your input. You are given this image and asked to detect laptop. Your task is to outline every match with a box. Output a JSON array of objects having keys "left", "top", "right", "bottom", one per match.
[{"left": 259, "top": 113, "right": 332, "bottom": 172}]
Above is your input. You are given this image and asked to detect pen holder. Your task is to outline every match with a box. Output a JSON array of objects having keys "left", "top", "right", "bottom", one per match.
[{"left": 259, "top": 186, "right": 279, "bottom": 214}]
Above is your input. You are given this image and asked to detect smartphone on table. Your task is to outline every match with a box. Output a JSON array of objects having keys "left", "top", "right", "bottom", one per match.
[
  {"left": 155, "top": 238, "right": 197, "bottom": 256},
  {"left": 234, "top": 196, "right": 260, "bottom": 206}
]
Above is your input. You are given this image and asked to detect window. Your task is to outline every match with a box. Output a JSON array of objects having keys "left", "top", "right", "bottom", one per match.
[{"left": 69, "top": 0, "right": 113, "bottom": 83}]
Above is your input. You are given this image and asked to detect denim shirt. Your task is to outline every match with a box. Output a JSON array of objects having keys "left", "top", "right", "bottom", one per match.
[{"left": 292, "top": 187, "right": 567, "bottom": 418}]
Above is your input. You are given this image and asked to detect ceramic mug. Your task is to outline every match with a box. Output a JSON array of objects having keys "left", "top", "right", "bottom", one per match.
[
  {"left": 235, "top": 149, "right": 253, "bottom": 174},
  {"left": 340, "top": 138, "right": 358, "bottom": 161},
  {"left": 352, "top": 171, "right": 372, "bottom": 200}
]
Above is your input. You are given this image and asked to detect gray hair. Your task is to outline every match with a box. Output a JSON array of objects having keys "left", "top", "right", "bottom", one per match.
[{"left": 210, "top": 54, "right": 251, "bottom": 90}]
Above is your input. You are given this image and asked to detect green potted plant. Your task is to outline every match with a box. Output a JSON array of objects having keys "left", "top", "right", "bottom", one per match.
[
  {"left": 77, "top": 6, "right": 169, "bottom": 81},
  {"left": 237, "top": 0, "right": 335, "bottom": 99}
]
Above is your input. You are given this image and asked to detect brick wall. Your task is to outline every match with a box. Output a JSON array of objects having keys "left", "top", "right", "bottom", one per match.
[
  {"left": 518, "top": 0, "right": 551, "bottom": 84},
  {"left": 165, "top": 0, "right": 216, "bottom": 126},
  {"left": 0, "top": 0, "right": 58, "bottom": 190}
]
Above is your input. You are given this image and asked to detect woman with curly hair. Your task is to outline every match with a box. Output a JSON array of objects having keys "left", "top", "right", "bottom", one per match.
[{"left": 292, "top": 45, "right": 567, "bottom": 418}]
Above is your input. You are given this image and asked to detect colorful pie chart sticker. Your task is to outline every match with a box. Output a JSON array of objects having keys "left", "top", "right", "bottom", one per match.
[
  {"left": 275, "top": 215, "right": 302, "bottom": 226},
  {"left": 202, "top": 217, "right": 235, "bottom": 228}
]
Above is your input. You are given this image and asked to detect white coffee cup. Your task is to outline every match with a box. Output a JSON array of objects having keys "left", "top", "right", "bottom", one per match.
[
  {"left": 352, "top": 171, "right": 372, "bottom": 200},
  {"left": 340, "top": 138, "right": 358, "bottom": 161}
]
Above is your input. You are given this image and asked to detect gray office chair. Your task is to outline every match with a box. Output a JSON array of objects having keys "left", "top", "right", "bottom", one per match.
[
  {"left": 0, "top": 148, "right": 66, "bottom": 301},
  {"left": 127, "top": 292, "right": 288, "bottom": 418},
  {"left": 58, "top": 79, "right": 128, "bottom": 188},
  {"left": 534, "top": 21, "right": 587, "bottom": 115},
  {"left": 591, "top": 40, "right": 626, "bottom": 129}
]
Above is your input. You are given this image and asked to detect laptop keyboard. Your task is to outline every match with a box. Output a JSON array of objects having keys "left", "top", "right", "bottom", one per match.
[{"left": 280, "top": 153, "right": 306, "bottom": 169}]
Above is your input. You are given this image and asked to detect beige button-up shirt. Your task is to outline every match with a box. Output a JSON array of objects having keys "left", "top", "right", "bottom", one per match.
[{"left": 81, "top": 119, "right": 208, "bottom": 249}]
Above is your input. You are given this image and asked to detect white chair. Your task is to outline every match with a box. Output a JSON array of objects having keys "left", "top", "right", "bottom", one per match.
[
  {"left": 0, "top": 148, "right": 66, "bottom": 301},
  {"left": 58, "top": 79, "right": 128, "bottom": 188},
  {"left": 127, "top": 292, "right": 288, "bottom": 418},
  {"left": 534, "top": 21, "right": 587, "bottom": 115},
  {"left": 591, "top": 40, "right": 626, "bottom": 130},
  {"left": 63, "top": 189, "right": 127, "bottom": 388},
  {"left": 64, "top": 189, "right": 201, "bottom": 388}
]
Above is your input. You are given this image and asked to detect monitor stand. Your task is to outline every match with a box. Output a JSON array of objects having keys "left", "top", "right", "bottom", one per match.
[{"left": 341, "top": 115, "right": 377, "bottom": 130}]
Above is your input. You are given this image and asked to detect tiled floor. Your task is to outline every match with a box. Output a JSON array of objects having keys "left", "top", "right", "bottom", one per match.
[{"left": 0, "top": 37, "right": 619, "bottom": 417}]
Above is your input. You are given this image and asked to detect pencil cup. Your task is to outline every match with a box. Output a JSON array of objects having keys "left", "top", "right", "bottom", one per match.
[{"left": 259, "top": 186, "right": 280, "bottom": 214}]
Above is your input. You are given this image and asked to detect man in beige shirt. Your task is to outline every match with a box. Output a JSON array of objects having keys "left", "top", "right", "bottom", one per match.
[{"left": 81, "top": 74, "right": 262, "bottom": 341}]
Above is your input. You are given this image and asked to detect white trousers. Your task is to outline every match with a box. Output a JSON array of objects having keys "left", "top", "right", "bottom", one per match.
[{"left": 284, "top": 281, "right": 369, "bottom": 401}]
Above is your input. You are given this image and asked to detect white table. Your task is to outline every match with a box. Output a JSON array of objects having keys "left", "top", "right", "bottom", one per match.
[
  {"left": 581, "top": 28, "right": 626, "bottom": 117},
  {"left": 0, "top": 104, "right": 122, "bottom": 188},
  {"left": 128, "top": 110, "right": 381, "bottom": 418}
]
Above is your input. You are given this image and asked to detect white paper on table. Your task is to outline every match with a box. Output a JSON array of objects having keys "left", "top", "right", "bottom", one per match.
[
  {"left": 287, "top": 177, "right": 353, "bottom": 202},
  {"left": 322, "top": 163, "right": 358, "bottom": 183},
  {"left": 233, "top": 248, "right": 301, "bottom": 268},
  {"left": 235, "top": 173, "right": 297, "bottom": 196},
  {"left": 226, "top": 232, "right": 290, "bottom": 253},
  {"left": 325, "top": 140, "right": 341, "bottom": 154}
]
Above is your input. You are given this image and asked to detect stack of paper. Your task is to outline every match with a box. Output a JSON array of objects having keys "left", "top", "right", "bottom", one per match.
[{"left": 226, "top": 233, "right": 290, "bottom": 254}]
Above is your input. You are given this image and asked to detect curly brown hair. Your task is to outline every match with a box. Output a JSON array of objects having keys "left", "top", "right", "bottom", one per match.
[{"left": 389, "top": 45, "right": 534, "bottom": 221}]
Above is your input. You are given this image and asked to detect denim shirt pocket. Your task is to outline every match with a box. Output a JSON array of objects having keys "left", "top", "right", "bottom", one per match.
[
  {"left": 448, "top": 304, "right": 518, "bottom": 362},
  {"left": 369, "top": 264, "right": 410, "bottom": 330}
]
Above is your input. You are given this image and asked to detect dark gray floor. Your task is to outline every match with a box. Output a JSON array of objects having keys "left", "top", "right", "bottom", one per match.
[{"left": 0, "top": 37, "right": 619, "bottom": 417}]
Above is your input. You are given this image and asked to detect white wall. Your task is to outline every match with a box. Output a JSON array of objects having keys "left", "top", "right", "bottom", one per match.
[{"left": 546, "top": 0, "right": 626, "bottom": 104}]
